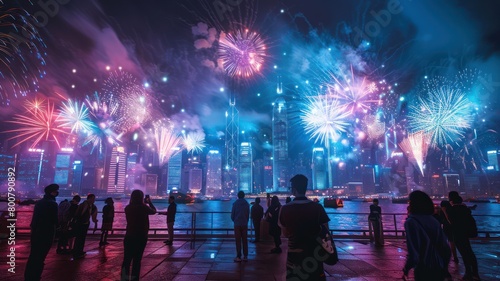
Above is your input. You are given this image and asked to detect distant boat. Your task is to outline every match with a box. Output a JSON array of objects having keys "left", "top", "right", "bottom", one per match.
[
  {"left": 324, "top": 198, "right": 344, "bottom": 208},
  {"left": 392, "top": 197, "right": 408, "bottom": 204}
]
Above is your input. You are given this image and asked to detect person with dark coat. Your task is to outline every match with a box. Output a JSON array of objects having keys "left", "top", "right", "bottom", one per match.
[
  {"left": 231, "top": 191, "right": 250, "bottom": 262},
  {"left": 403, "top": 190, "right": 451, "bottom": 281},
  {"left": 159, "top": 196, "right": 177, "bottom": 245},
  {"left": 251, "top": 197, "right": 264, "bottom": 242},
  {"left": 121, "top": 190, "right": 156, "bottom": 281},
  {"left": 279, "top": 175, "right": 331, "bottom": 281},
  {"left": 56, "top": 199, "right": 70, "bottom": 254},
  {"left": 72, "top": 194, "right": 97, "bottom": 259},
  {"left": 438, "top": 200, "right": 459, "bottom": 263},
  {"left": 24, "top": 184, "right": 59, "bottom": 281},
  {"left": 447, "top": 191, "right": 480, "bottom": 281},
  {"left": 265, "top": 196, "right": 282, "bottom": 253},
  {"left": 368, "top": 198, "right": 383, "bottom": 246},
  {"left": 100, "top": 197, "right": 114, "bottom": 246}
]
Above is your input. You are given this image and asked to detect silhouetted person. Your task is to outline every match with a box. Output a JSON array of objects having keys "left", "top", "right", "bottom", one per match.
[
  {"left": 279, "top": 174, "right": 331, "bottom": 281},
  {"left": 73, "top": 194, "right": 97, "bottom": 259},
  {"left": 159, "top": 196, "right": 177, "bottom": 245},
  {"left": 266, "top": 196, "right": 282, "bottom": 253},
  {"left": 251, "top": 197, "right": 264, "bottom": 242},
  {"left": 66, "top": 195, "right": 81, "bottom": 251},
  {"left": 403, "top": 190, "right": 450, "bottom": 281},
  {"left": 285, "top": 196, "right": 292, "bottom": 204},
  {"left": 438, "top": 200, "right": 459, "bottom": 263},
  {"left": 368, "top": 199, "right": 383, "bottom": 246},
  {"left": 121, "top": 190, "right": 156, "bottom": 281},
  {"left": 56, "top": 199, "right": 70, "bottom": 254},
  {"left": 447, "top": 191, "right": 480, "bottom": 281},
  {"left": 231, "top": 191, "right": 249, "bottom": 262},
  {"left": 24, "top": 184, "right": 59, "bottom": 281},
  {"left": 100, "top": 197, "right": 114, "bottom": 246}
]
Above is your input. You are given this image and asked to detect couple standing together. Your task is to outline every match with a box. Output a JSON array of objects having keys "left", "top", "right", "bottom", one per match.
[{"left": 231, "top": 174, "right": 331, "bottom": 280}]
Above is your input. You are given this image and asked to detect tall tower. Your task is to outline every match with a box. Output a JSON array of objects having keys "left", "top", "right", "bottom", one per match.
[
  {"left": 272, "top": 77, "right": 289, "bottom": 192},
  {"left": 224, "top": 95, "right": 239, "bottom": 194},
  {"left": 106, "top": 146, "right": 127, "bottom": 194},
  {"left": 239, "top": 142, "right": 253, "bottom": 193},
  {"left": 206, "top": 150, "right": 222, "bottom": 198},
  {"left": 312, "top": 147, "right": 328, "bottom": 189}
]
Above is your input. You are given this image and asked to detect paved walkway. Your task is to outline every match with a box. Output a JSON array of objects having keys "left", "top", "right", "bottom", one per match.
[{"left": 2, "top": 236, "right": 499, "bottom": 280}]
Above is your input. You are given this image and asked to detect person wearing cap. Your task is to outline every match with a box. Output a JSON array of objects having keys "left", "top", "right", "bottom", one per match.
[{"left": 24, "top": 183, "right": 59, "bottom": 281}]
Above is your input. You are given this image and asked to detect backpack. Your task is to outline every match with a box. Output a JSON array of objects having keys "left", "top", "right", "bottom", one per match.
[{"left": 316, "top": 223, "right": 339, "bottom": 265}]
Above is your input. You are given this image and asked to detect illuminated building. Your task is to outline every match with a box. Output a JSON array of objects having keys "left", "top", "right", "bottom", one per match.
[
  {"left": 239, "top": 142, "right": 252, "bottom": 193},
  {"left": 206, "top": 150, "right": 222, "bottom": 198},
  {"left": 272, "top": 77, "right": 289, "bottom": 192}
]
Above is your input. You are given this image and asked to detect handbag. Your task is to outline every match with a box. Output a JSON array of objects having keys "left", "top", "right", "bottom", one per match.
[{"left": 316, "top": 224, "right": 339, "bottom": 265}]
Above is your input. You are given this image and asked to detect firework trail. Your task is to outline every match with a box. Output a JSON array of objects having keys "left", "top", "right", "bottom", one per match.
[
  {"left": 399, "top": 131, "right": 431, "bottom": 176},
  {"left": 6, "top": 99, "right": 67, "bottom": 148},
  {"left": 59, "top": 99, "right": 93, "bottom": 133},
  {"left": 0, "top": 6, "right": 46, "bottom": 99},
  {"left": 153, "top": 120, "right": 183, "bottom": 165},
  {"left": 182, "top": 131, "right": 206, "bottom": 154},
  {"left": 301, "top": 94, "right": 350, "bottom": 146},
  {"left": 408, "top": 86, "right": 473, "bottom": 146},
  {"left": 363, "top": 114, "right": 385, "bottom": 140},
  {"left": 218, "top": 29, "right": 266, "bottom": 78},
  {"left": 83, "top": 93, "right": 122, "bottom": 153}
]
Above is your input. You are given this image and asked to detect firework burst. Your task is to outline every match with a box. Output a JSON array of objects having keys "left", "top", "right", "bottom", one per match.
[
  {"left": 153, "top": 119, "right": 183, "bottom": 165},
  {"left": 399, "top": 131, "right": 432, "bottom": 176},
  {"left": 327, "top": 66, "right": 381, "bottom": 115},
  {"left": 58, "top": 99, "right": 93, "bottom": 133},
  {"left": 0, "top": 7, "right": 46, "bottom": 99},
  {"left": 301, "top": 94, "right": 351, "bottom": 146},
  {"left": 218, "top": 29, "right": 266, "bottom": 78},
  {"left": 6, "top": 99, "right": 67, "bottom": 148},
  {"left": 182, "top": 131, "right": 206, "bottom": 154},
  {"left": 83, "top": 93, "right": 122, "bottom": 153},
  {"left": 363, "top": 114, "right": 385, "bottom": 140},
  {"left": 408, "top": 87, "right": 473, "bottom": 146},
  {"left": 103, "top": 70, "right": 151, "bottom": 130}
]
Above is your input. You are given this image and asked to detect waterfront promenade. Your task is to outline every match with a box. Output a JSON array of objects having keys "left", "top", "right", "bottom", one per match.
[{"left": 2, "top": 235, "right": 499, "bottom": 281}]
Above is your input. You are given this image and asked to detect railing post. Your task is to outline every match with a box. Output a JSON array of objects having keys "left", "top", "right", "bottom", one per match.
[
  {"left": 393, "top": 214, "right": 398, "bottom": 237},
  {"left": 191, "top": 212, "right": 196, "bottom": 241}
]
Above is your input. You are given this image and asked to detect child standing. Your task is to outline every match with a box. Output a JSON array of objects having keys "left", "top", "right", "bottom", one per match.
[{"left": 100, "top": 197, "right": 114, "bottom": 246}]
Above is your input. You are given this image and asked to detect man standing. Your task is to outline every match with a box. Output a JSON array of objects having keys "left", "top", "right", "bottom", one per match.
[
  {"left": 231, "top": 191, "right": 250, "bottom": 262},
  {"left": 368, "top": 198, "right": 384, "bottom": 246},
  {"left": 279, "top": 174, "right": 331, "bottom": 281},
  {"left": 251, "top": 197, "right": 264, "bottom": 242},
  {"left": 24, "top": 184, "right": 59, "bottom": 281},
  {"left": 447, "top": 191, "right": 480, "bottom": 281},
  {"left": 72, "top": 194, "right": 97, "bottom": 259},
  {"left": 160, "top": 196, "right": 177, "bottom": 245}
]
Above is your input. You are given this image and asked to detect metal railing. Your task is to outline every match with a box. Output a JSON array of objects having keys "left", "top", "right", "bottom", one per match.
[{"left": 8, "top": 211, "right": 500, "bottom": 240}]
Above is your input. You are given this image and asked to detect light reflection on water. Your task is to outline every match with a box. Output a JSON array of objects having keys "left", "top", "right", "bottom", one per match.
[{"left": 3, "top": 198, "right": 499, "bottom": 236}]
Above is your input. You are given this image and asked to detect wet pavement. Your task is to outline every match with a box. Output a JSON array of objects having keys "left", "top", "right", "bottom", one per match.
[{"left": 2, "top": 235, "right": 499, "bottom": 280}]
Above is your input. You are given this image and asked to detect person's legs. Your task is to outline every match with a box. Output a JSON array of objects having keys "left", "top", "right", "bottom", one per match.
[
  {"left": 234, "top": 226, "right": 242, "bottom": 258},
  {"left": 73, "top": 223, "right": 90, "bottom": 256},
  {"left": 131, "top": 237, "right": 147, "bottom": 281},
  {"left": 167, "top": 222, "right": 174, "bottom": 242},
  {"left": 121, "top": 237, "right": 133, "bottom": 281},
  {"left": 455, "top": 238, "right": 477, "bottom": 278},
  {"left": 253, "top": 219, "right": 261, "bottom": 241},
  {"left": 242, "top": 226, "right": 248, "bottom": 258},
  {"left": 24, "top": 237, "right": 52, "bottom": 281}
]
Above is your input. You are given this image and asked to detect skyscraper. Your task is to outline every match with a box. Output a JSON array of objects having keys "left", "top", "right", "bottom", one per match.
[
  {"left": 17, "top": 148, "right": 48, "bottom": 192},
  {"left": 106, "top": 146, "right": 127, "bottom": 194},
  {"left": 206, "top": 150, "right": 222, "bottom": 198},
  {"left": 312, "top": 147, "right": 328, "bottom": 190},
  {"left": 225, "top": 97, "right": 239, "bottom": 193},
  {"left": 54, "top": 148, "right": 74, "bottom": 194},
  {"left": 272, "top": 77, "right": 289, "bottom": 192},
  {"left": 167, "top": 147, "right": 182, "bottom": 193},
  {"left": 239, "top": 142, "right": 252, "bottom": 193},
  {"left": 71, "top": 160, "right": 83, "bottom": 194}
]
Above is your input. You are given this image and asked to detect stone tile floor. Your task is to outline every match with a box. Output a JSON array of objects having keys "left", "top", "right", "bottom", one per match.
[{"left": 1, "top": 236, "right": 499, "bottom": 280}]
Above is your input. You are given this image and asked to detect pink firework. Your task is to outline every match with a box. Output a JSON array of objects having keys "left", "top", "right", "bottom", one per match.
[
  {"left": 218, "top": 29, "right": 266, "bottom": 78},
  {"left": 6, "top": 99, "right": 68, "bottom": 148},
  {"left": 327, "top": 66, "right": 381, "bottom": 115}
]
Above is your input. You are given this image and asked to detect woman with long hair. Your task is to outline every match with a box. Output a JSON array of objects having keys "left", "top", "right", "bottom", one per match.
[
  {"left": 121, "top": 190, "right": 156, "bottom": 281},
  {"left": 403, "top": 190, "right": 451, "bottom": 281},
  {"left": 265, "top": 196, "right": 282, "bottom": 253}
]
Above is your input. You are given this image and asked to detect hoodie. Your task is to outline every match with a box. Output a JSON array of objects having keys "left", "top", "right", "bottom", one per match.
[{"left": 231, "top": 198, "right": 250, "bottom": 227}]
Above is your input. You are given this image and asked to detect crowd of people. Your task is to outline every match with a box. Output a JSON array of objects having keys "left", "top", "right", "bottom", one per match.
[{"left": 24, "top": 176, "right": 481, "bottom": 281}]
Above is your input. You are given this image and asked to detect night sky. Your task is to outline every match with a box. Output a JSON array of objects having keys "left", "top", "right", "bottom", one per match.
[{"left": 1, "top": 0, "right": 500, "bottom": 158}]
